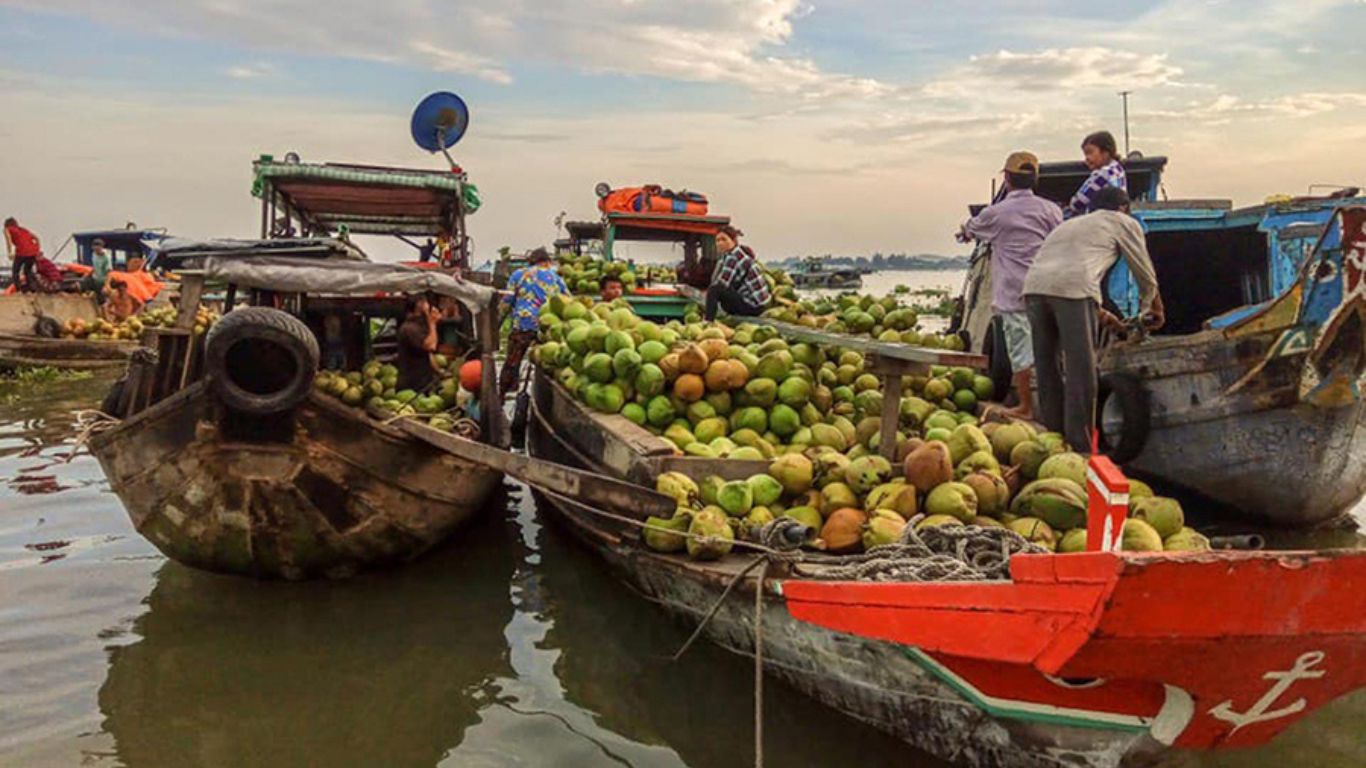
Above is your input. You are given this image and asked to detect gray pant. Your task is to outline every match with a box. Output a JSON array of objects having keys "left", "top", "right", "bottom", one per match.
[{"left": 1025, "top": 295, "right": 1097, "bottom": 452}]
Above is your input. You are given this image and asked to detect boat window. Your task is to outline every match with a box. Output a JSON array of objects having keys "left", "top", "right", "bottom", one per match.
[{"left": 1142, "top": 226, "right": 1269, "bottom": 335}]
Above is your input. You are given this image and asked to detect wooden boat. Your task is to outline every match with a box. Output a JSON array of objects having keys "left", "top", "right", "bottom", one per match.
[
  {"left": 526, "top": 368, "right": 1366, "bottom": 768},
  {"left": 88, "top": 237, "right": 508, "bottom": 579},
  {"left": 790, "top": 257, "right": 864, "bottom": 290},
  {"left": 954, "top": 154, "right": 1366, "bottom": 526},
  {"left": 0, "top": 293, "right": 138, "bottom": 370}
]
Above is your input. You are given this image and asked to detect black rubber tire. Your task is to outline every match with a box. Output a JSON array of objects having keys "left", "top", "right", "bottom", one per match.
[
  {"left": 34, "top": 316, "right": 62, "bottom": 338},
  {"left": 984, "top": 315, "right": 1013, "bottom": 406},
  {"left": 1096, "top": 372, "right": 1151, "bottom": 464},
  {"left": 101, "top": 376, "right": 127, "bottom": 418},
  {"left": 204, "top": 306, "right": 319, "bottom": 415}
]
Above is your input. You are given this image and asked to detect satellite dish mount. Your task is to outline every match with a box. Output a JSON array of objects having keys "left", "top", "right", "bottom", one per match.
[{"left": 411, "top": 91, "right": 471, "bottom": 170}]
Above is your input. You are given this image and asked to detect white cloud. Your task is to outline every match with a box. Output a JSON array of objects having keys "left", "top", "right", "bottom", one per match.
[
  {"left": 924, "top": 47, "right": 1185, "bottom": 99},
  {"left": 222, "top": 62, "right": 275, "bottom": 79},
  {"left": 0, "top": 0, "right": 884, "bottom": 99}
]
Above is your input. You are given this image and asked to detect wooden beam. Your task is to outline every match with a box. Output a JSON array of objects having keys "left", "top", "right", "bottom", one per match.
[
  {"left": 746, "top": 317, "right": 986, "bottom": 370},
  {"left": 176, "top": 274, "right": 205, "bottom": 330},
  {"left": 397, "top": 419, "right": 675, "bottom": 520},
  {"left": 476, "top": 306, "right": 506, "bottom": 447},
  {"left": 878, "top": 373, "right": 903, "bottom": 462}
]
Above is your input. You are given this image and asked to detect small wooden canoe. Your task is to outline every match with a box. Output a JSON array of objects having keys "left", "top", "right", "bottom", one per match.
[
  {"left": 0, "top": 331, "right": 139, "bottom": 370},
  {"left": 89, "top": 382, "right": 503, "bottom": 579},
  {"left": 527, "top": 373, "right": 1366, "bottom": 768}
]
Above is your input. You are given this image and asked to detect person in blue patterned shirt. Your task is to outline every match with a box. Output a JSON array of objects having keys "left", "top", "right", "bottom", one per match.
[
  {"left": 705, "top": 226, "right": 771, "bottom": 321},
  {"left": 499, "top": 248, "right": 567, "bottom": 394},
  {"left": 1065, "top": 131, "right": 1127, "bottom": 219}
]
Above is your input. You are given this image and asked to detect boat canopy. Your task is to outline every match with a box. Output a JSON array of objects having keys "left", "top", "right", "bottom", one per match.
[
  {"left": 252, "top": 159, "right": 480, "bottom": 236},
  {"left": 203, "top": 254, "right": 497, "bottom": 311}
]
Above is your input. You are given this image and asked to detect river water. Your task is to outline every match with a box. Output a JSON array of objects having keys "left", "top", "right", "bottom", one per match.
[{"left": 2, "top": 271, "right": 1363, "bottom": 767}]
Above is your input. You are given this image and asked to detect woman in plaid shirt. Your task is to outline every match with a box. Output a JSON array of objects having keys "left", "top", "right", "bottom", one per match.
[
  {"left": 705, "top": 226, "right": 771, "bottom": 321},
  {"left": 1065, "top": 131, "right": 1127, "bottom": 219}
]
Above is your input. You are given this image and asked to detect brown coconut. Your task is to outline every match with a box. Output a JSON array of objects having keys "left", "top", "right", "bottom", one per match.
[
  {"left": 678, "top": 344, "right": 710, "bottom": 375},
  {"left": 904, "top": 440, "right": 954, "bottom": 494},
  {"left": 820, "top": 507, "right": 869, "bottom": 553},
  {"left": 698, "top": 338, "right": 730, "bottom": 363}
]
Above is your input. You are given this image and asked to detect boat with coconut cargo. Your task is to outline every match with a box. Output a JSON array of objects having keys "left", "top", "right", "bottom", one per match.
[
  {"left": 523, "top": 288, "right": 1366, "bottom": 768},
  {"left": 953, "top": 154, "right": 1366, "bottom": 528},
  {"left": 0, "top": 228, "right": 170, "bottom": 371},
  {"left": 789, "top": 256, "right": 865, "bottom": 290}
]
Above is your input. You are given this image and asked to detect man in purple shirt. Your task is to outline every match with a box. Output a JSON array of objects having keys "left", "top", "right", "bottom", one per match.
[{"left": 959, "top": 151, "right": 1063, "bottom": 419}]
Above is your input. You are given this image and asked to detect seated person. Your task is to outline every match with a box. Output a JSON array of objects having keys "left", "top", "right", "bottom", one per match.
[
  {"left": 103, "top": 278, "right": 144, "bottom": 322},
  {"left": 599, "top": 274, "right": 624, "bottom": 303},
  {"left": 704, "top": 226, "right": 770, "bottom": 321}
]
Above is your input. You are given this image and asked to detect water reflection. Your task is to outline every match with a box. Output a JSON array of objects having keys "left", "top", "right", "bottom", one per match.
[
  {"left": 97, "top": 511, "right": 518, "bottom": 768},
  {"left": 527, "top": 496, "right": 935, "bottom": 768}
]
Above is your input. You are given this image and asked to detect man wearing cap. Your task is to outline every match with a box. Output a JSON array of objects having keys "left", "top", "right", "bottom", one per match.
[
  {"left": 958, "top": 151, "right": 1063, "bottom": 419},
  {"left": 1023, "top": 185, "right": 1164, "bottom": 451}
]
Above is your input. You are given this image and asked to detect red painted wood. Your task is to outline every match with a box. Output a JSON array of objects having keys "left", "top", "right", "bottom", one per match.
[
  {"left": 1086, "top": 454, "right": 1128, "bottom": 552},
  {"left": 930, "top": 654, "right": 1167, "bottom": 721},
  {"left": 780, "top": 549, "right": 1366, "bottom": 750}
]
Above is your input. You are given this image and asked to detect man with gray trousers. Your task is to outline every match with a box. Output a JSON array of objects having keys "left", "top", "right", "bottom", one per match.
[{"left": 1022, "top": 185, "right": 1164, "bottom": 451}]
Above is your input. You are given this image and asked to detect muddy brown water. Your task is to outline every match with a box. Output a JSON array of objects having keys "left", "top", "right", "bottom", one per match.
[{"left": 1, "top": 372, "right": 1363, "bottom": 767}]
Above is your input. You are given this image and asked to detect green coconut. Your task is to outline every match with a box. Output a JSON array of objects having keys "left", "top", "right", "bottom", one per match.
[
  {"left": 699, "top": 475, "right": 726, "bottom": 506},
  {"left": 747, "top": 474, "right": 784, "bottom": 507},
  {"left": 924, "top": 482, "right": 978, "bottom": 521},
  {"left": 1130, "top": 497, "right": 1185, "bottom": 540},
  {"left": 1121, "top": 518, "right": 1165, "bottom": 552},
  {"left": 717, "top": 481, "right": 754, "bottom": 516},
  {"left": 915, "top": 514, "right": 965, "bottom": 530},
  {"left": 655, "top": 472, "right": 698, "bottom": 506},
  {"left": 945, "top": 424, "right": 991, "bottom": 465},
  {"left": 1008, "top": 517, "right": 1058, "bottom": 549},
  {"left": 845, "top": 455, "right": 894, "bottom": 495},
  {"left": 819, "top": 482, "right": 860, "bottom": 517},
  {"left": 1057, "top": 528, "right": 1089, "bottom": 554},
  {"left": 643, "top": 511, "right": 692, "bottom": 553},
  {"left": 783, "top": 505, "right": 824, "bottom": 533},
  {"left": 769, "top": 453, "right": 814, "bottom": 495},
  {"left": 687, "top": 509, "right": 735, "bottom": 560},
  {"left": 1038, "top": 452, "right": 1087, "bottom": 486},
  {"left": 1163, "top": 527, "right": 1212, "bottom": 552},
  {"left": 961, "top": 471, "right": 1010, "bottom": 517},
  {"left": 862, "top": 510, "right": 907, "bottom": 549},
  {"left": 989, "top": 423, "right": 1033, "bottom": 464},
  {"left": 955, "top": 450, "right": 1002, "bottom": 479},
  {"left": 1010, "top": 440, "right": 1052, "bottom": 480}
]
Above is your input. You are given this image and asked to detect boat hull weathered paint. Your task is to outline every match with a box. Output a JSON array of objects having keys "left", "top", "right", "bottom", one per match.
[
  {"left": 527, "top": 397, "right": 1152, "bottom": 768},
  {"left": 1099, "top": 328, "right": 1366, "bottom": 526},
  {"left": 90, "top": 383, "right": 503, "bottom": 579}
]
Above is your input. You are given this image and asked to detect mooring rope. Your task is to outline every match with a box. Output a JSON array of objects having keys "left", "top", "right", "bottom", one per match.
[
  {"left": 65, "top": 410, "right": 122, "bottom": 463},
  {"left": 792, "top": 515, "right": 1046, "bottom": 582}
]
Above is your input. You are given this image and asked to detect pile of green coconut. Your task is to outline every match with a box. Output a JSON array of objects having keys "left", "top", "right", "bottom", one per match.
[{"left": 645, "top": 420, "right": 1210, "bottom": 562}]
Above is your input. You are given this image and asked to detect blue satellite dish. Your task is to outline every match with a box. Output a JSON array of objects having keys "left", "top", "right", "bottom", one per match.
[{"left": 411, "top": 92, "right": 470, "bottom": 152}]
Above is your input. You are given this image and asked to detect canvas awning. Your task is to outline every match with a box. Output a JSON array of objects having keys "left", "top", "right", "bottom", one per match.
[{"left": 203, "top": 255, "right": 498, "bottom": 311}]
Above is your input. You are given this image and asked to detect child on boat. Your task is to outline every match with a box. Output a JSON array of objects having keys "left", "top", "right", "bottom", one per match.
[{"left": 104, "top": 278, "right": 144, "bottom": 322}]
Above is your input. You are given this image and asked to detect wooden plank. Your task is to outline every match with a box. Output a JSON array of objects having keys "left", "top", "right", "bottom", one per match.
[
  {"left": 747, "top": 317, "right": 986, "bottom": 370},
  {"left": 878, "top": 373, "right": 903, "bottom": 461},
  {"left": 864, "top": 353, "right": 933, "bottom": 378},
  {"left": 475, "top": 307, "right": 505, "bottom": 447},
  {"left": 397, "top": 419, "right": 675, "bottom": 520}
]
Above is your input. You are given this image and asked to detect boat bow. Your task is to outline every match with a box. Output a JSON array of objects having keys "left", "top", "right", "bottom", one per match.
[{"left": 780, "top": 549, "right": 1366, "bottom": 750}]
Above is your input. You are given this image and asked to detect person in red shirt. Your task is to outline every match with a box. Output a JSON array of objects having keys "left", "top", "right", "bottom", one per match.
[{"left": 4, "top": 217, "right": 41, "bottom": 293}]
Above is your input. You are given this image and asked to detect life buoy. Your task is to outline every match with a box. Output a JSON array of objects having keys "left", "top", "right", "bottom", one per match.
[
  {"left": 1096, "top": 372, "right": 1150, "bottom": 463},
  {"left": 204, "top": 307, "right": 319, "bottom": 415}
]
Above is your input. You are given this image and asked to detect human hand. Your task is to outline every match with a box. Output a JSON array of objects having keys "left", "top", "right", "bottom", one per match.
[
  {"left": 1099, "top": 309, "right": 1125, "bottom": 332},
  {"left": 1143, "top": 309, "right": 1165, "bottom": 331}
]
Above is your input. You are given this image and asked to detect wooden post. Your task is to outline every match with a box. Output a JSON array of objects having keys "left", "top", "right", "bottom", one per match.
[
  {"left": 259, "top": 182, "right": 269, "bottom": 239},
  {"left": 476, "top": 305, "right": 505, "bottom": 447},
  {"left": 176, "top": 274, "right": 205, "bottom": 329},
  {"left": 878, "top": 373, "right": 903, "bottom": 462}
]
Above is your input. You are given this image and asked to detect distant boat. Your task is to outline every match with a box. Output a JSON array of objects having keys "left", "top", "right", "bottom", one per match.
[{"left": 790, "top": 257, "right": 863, "bottom": 290}]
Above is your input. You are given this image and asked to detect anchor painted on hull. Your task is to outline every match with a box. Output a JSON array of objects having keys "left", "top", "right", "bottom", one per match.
[{"left": 1208, "top": 651, "right": 1326, "bottom": 733}]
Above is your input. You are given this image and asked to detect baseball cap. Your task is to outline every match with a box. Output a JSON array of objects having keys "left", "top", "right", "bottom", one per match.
[{"left": 1002, "top": 152, "right": 1039, "bottom": 174}]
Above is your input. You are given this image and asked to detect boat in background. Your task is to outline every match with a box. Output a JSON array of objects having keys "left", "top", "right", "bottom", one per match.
[
  {"left": 790, "top": 256, "right": 864, "bottom": 290},
  {"left": 954, "top": 155, "right": 1366, "bottom": 527}
]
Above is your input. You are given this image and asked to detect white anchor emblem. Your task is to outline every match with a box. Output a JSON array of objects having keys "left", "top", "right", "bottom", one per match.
[{"left": 1209, "top": 651, "right": 1326, "bottom": 732}]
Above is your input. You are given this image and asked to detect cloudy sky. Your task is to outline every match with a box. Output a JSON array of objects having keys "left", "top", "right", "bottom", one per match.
[{"left": 1, "top": 1, "right": 1364, "bottom": 263}]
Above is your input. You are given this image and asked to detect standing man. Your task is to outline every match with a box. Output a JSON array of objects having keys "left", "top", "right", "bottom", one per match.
[
  {"left": 500, "top": 247, "right": 567, "bottom": 395},
  {"left": 4, "top": 217, "right": 41, "bottom": 292},
  {"left": 1023, "top": 186, "right": 1164, "bottom": 451},
  {"left": 81, "top": 238, "right": 113, "bottom": 300},
  {"left": 959, "top": 152, "right": 1063, "bottom": 419},
  {"left": 705, "top": 226, "right": 770, "bottom": 321},
  {"left": 396, "top": 294, "right": 441, "bottom": 392}
]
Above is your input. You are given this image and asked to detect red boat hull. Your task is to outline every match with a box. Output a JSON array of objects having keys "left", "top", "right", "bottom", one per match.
[{"left": 780, "top": 550, "right": 1366, "bottom": 751}]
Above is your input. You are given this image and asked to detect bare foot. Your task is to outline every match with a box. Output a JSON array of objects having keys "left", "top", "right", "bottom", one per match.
[{"left": 1001, "top": 405, "right": 1034, "bottom": 421}]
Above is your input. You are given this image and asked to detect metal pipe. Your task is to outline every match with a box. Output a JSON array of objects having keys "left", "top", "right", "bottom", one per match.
[{"left": 1208, "top": 534, "right": 1266, "bottom": 551}]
